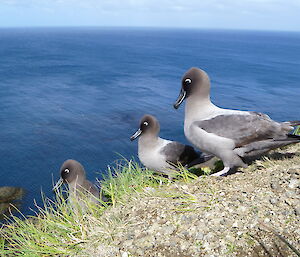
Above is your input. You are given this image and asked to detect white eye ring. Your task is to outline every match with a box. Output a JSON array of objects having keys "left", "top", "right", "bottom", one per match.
[
  {"left": 64, "top": 168, "right": 70, "bottom": 173},
  {"left": 185, "top": 78, "right": 192, "bottom": 84},
  {"left": 143, "top": 121, "right": 149, "bottom": 126}
]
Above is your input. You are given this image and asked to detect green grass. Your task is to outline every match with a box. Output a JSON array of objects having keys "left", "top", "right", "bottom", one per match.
[
  {"left": 293, "top": 125, "right": 300, "bottom": 136},
  {"left": 100, "top": 159, "right": 169, "bottom": 206},
  {"left": 1, "top": 143, "right": 300, "bottom": 256},
  {"left": 0, "top": 160, "right": 199, "bottom": 256}
]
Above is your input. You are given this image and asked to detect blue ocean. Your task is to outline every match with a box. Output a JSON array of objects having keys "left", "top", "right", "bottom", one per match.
[{"left": 0, "top": 28, "right": 300, "bottom": 215}]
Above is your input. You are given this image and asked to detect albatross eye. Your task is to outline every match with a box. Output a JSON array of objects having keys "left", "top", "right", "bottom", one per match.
[
  {"left": 184, "top": 78, "right": 192, "bottom": 85},
  {"left": 64, "top": 168, "right": 70, "bottom": 173},
  {"left": 143, "top": 121, "right": 149, "bottom": 126}
]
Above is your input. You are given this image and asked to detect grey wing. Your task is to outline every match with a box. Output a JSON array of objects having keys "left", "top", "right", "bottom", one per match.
[
  {"left": 161, "top": 142, "right": 200, "bottom": 166},
  {"left": 82, "top": 180, "right": 100, "bottom": 198},
  {"left": 195, "top": 112, "right": 292, "bottom": 147}
]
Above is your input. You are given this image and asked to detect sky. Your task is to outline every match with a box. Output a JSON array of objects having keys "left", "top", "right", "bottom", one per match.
[{"left": 0, "top": 0, "right": 300, "bottom": 31}]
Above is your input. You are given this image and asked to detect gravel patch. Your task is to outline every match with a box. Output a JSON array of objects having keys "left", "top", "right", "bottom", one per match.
[{"left": 78, "top": 145, "right": 300, "bottom": 257}]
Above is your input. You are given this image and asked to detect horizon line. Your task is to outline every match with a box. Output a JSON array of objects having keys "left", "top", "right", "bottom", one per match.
[{"left": 0, "top": 25, "right": 299, "bottom": 33}]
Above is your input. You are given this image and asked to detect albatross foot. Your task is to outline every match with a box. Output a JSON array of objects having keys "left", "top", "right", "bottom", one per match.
[{"left": 211, "top": 166, "right": 230, "bottom": 176}]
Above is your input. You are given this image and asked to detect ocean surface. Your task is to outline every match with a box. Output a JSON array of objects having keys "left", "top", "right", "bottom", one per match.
[{"left": 0, "top": 27, "right": 300, "bottom": 215}]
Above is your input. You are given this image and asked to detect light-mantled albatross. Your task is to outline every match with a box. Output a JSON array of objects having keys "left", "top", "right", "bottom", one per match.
[
  {"left": 130, "top": 114, "right": 212, "bottom": 177},
  {"left": 173, "top": 67, "right": 300, "bottom": 176},
  {"left": 53, "top": 159, "right": 104, "bottom": 205}
]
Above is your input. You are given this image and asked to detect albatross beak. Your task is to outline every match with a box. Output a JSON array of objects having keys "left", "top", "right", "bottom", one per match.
[
  {"left": 173, "top": 89, "right": 186, "bottom": 109},
  {"left": 53, "top": 178, "right": 64, "bottom": 191},
  {"left": 130, "top": 128, "right": 142, "bottom": 141}
]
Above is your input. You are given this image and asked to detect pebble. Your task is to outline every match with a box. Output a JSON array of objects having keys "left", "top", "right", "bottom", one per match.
[
  {"left": 195, "top": 232, "right": 204, "bottom": 240},
  {"left": 162, "top": 225, "right": 176, "bottom": 235},
  {"left": 120, "top": 251, "right": 129, "bottom": 257},
  {"left": 269, "top": 198, "right": 278, "bottom": 205},
  {"left": 144, "top": 187, "right": 156, "bottom": 193},
  {"left": 288, "top": 179, "right": 300, "bottom": 189},
  {"left": 232, "top": 221, "right": 239, "bottom": 228},
  {"left": 122, "top": 240, "right": 133, "bottom": 248},
  {"left": 270, "top": 181, "right": 281, "bottom": 190},
  {"left": 294, "top": 207, "right": 300, "bottom": 216}
]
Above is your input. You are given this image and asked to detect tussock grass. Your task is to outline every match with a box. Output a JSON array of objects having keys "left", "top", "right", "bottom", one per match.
[
  {"left": 0, "top": 160, "right": 197, "bottom": 256},
  {"left": 1, "top": 139, "right": 299, "bottom": 256},
  {"left": 293, "top": 125, "right": 300, "bottom": 135},
  {"left": 101, "top": 159, "right": 169, "bottom": 206}
]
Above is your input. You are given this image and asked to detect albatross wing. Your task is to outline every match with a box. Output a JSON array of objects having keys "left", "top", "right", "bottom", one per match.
[{"left": 194, "top": 112, "right": 294, "bottom": 148}]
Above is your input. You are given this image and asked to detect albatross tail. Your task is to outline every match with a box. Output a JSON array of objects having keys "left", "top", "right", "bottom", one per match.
[
  {"left": 287, "top": 134, "right": 300, "bottom": 140},
  {"left": 186, "top": 153, "right": 214, "bottom": 168},
  {"left": 286, "top": 120, "right": 300, "bottom": 127}
]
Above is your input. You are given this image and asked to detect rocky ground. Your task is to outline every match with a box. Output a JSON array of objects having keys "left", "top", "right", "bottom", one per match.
[
  {"left": 78, "top": 145, "right": 300, "bottom": 256},
  {"left": 0, "top": 187, "right": 24, "bottom": 219}
]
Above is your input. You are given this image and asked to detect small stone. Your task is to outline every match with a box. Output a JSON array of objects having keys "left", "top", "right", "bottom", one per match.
[
  {"left": 232, "top": 221, "right": 239, "bottom": 228},
  {"left": 288, "top": 179, "right": 300, "bottom": 189},
  {"left": 120, "top": 251, "right": 129, "bottom": 257},
  {"left": 180, "top": 241, "right": 190, "bottom": 251},
  {"left": 144, "top": 187, "right": 156, "bottom": 193},
  {"left": 212, "top": 218, "right": 223, "bottom": 225},
  {"left": 204, "top": 232, "right": 214, "bottom": 240},
  {"left": 202, "top": 241, "right": 210, "bottom": 250},
  {"left": 148, "top": 222, "right": 160, "bottom": 233},
  {"left": 270, "top": 182, "right": 280, "bottom": 190},
  {"left": 181, "top": 185, "right": 189, "bottom": 191},
  {"left": 225, "top": 234, "right": 235, "bottom": 241},
  {"left": 125, "top": 233, "right": 135, "bottom": 240},
  {"left": 181, "top": 214, "right": 196, "bottom": 223},
  {"left": 162, "top": 225, "right": 176, "bottom": 235},
  {"left": 195, "top": 232, "right": 204, "bottom": 240},
  {"left": 237, "top": 206, "right": 247, "bottom": 213},
  {"left": 215, "top": 176, "right": 224, "bottom": 180},
  {"left": 294, "top": 207, "right": 300, "bottom": 216},
  {"left": 282, "top": 210, "right": 292, "bottom": 216},
  {"left": 180, "top": 231, "right": 189, "bottom": 238},
  {"left": 269, "top": 198, "right": 278, "bottom": 205},
  {"left": 288, "top": 168, "right": 300, "bottom": 175},
  {"left": 285, "top": 190, "right": 297, "bottom": 199},
  {"left": 295, "top": 228, "right": 300, "bottom": 235},
  {"left": 122, "top": 240, "right": 133, "bottom": 248}
]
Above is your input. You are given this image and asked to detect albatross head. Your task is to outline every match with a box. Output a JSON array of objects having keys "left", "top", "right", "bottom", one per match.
[
  {"left": 173, "top": 67, "right": 210, "bottom": 109},
  {"left": 53, "top": 159, "right": 86, "bottom": 191},
  {"left": 130, "top": 114, "right": 160, "bottom": 141}
]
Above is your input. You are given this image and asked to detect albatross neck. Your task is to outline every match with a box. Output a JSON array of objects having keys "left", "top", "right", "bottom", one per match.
[
  {"left": 138, "top": 133, "right": 160, "bottom": 148},
  {"left": 185, "top": 95, "right": 218, "bottom": 122},
  {"left": 68, "top": 175, "right": 85, "bottom": 191}
]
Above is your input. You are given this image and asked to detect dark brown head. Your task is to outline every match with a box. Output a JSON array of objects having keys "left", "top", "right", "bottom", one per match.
[
  {"left": 130, "top": 114, "right": 160, "bottom": 141},
  {"left": 53, "top": 159, "right": 86, "bottom": 190},
  {"left": 173, "top": 67, "right": 210, "bottom": 109}
]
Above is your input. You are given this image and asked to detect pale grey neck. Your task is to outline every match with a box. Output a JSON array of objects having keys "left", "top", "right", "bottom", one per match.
[
  {"left": 68, "top": 175, "right": 85, "bottom": 191},
  {"left": 185, "top": 95, "right": 218, "bottom": 123},
  {"left": 138, "top": 134, "right": 159, "bottom": 148}
]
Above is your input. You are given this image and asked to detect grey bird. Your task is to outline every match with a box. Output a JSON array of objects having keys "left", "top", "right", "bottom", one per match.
[
  {"left": 53, "top": 159, "right": 101, "bottom": 205},
  {"left": 173, "top": 67, "right": 300, "bottom": 176},
  {"left": 130, "top": 114, "right": 212, "bottom": 176}
]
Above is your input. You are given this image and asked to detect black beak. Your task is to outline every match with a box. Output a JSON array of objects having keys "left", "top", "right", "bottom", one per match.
[
  {"left": 130, "top": 128, "right": 142, "bottom": 141},
  {"left": 173, "top": 89, "right": 186, "bottom": 109}
]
